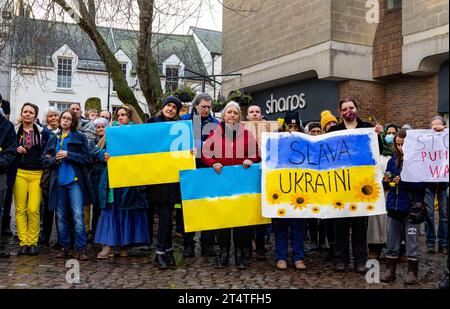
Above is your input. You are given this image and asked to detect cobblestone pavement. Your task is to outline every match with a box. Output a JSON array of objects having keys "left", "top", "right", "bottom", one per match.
[{"left": 0, "top": 231, "right": 446, "bottom": 289}]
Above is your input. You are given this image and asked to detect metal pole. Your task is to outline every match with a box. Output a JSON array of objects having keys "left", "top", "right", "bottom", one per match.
[
  {"left": 212, "top": 54, "right": 216, "bottom": 100},
  {"left": 107, "top": 74, "right": 111, "bottom": 111}
]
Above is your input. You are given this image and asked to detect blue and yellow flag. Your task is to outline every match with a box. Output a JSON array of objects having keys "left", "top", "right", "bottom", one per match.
[
  {"left": 106, "top": 121, "right": 196, "bottom": 188},
  {"left": 180, "top": 164, "right": 271, "bottom": 232}
]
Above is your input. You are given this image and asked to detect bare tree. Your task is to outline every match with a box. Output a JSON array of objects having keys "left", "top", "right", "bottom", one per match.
[{"left": 2, "top": 0, "right": 262, "bottom": 116}]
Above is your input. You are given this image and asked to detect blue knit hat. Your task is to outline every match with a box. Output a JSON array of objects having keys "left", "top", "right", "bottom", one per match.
[{"left": 162, "top": 96, "right": 183, "bottom": 114}]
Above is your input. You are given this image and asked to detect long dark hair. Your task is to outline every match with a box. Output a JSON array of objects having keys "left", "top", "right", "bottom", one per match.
[
  {"left": 394, "top": 129, "right": 407, "bottom": 168},
  {"left": 59, "top": 110, "right": 79, "bottom": 132}
]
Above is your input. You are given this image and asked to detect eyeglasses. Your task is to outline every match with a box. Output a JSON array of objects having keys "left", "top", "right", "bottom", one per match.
[{"left": 61, "top": 116, "right": 72, "bottom": 121}]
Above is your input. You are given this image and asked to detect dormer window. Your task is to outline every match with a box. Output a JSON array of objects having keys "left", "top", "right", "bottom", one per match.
[
  {"left": 57, "top": 57, "right": 73, "bottom": 89},
  {"left": 165, "top": 65, "right": 179, "bottom": 92}
]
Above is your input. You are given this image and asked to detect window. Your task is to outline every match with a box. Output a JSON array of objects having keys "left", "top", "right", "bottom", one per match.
[
  {"left": 112, "top": 63, "right": 127, "bottom": 92},
  {"left": 49, "top": 102, "right": 72, "bottom": 114},
  {"left": 387, "top": 0, "right": 401, "bottom": 9},
  {"left": 57, "top": 58, "right": 73, "bottom": 89},
  {"left": 165, "top": 65, "right": 179, "bottom": 92}
]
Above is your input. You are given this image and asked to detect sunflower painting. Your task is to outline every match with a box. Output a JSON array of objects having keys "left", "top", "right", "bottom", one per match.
[
  {"left": 290, "top": 194, "right": 308, "bottom": 211},
  {"left": 366, "top": 205, "right": 375, "bottom": 212},
  {"left": 311, "top": 206, "right": 320, "bottom": 214},
  {"left": 349, "top": 204, "right": 358, "bottom": 212},
  {"left": 267, "top": 191, "right": 282, "bottom": 205},
  {"left": 277, "top": 208, "right": 287, "bottom": 217},
  {"left": 354, "top": 179, "right": 381, "bottom": 203},
  {"left": 333, "top": 200, "right": 345, "bottom": 210}
]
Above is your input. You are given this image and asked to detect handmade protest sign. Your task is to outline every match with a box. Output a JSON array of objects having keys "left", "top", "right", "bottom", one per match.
[
  {"left": 180, "top": 164, "right": 270, "bottom": 232},
  {"left": 401, "top": 129, "right": 449, "bottom": 182},
  {"left": 106, "top": 121, "right": 196, "bottom": 188},
  {"left": 242, "top": 121, "right": 280, "bottom": 149},
  {"left": 261, "top": 128, "right": 386, "bottom": 219}
]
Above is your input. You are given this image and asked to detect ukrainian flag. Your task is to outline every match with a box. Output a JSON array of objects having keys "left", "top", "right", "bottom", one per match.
[
  {"left": 106, "top": 121, "right": 196, "bottom": 188},
  {"left": 180, "top": 164, "right": 271, "bottom": 232}
]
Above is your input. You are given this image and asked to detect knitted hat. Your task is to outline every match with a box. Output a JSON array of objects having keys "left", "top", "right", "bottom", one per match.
[
  {"left": 320, "top": 110, "right": 338, "bottom": 130},
  {"left": 284, "top": 110, "right": 301, "bottom": 126},
  {"left": 162, "top": 96, "right": 183, "bottom": 114}
]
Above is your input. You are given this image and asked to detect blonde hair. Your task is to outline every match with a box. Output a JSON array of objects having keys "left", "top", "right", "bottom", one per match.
[{"left": 115, "top": 104, "right": 142, "bottom": 124}]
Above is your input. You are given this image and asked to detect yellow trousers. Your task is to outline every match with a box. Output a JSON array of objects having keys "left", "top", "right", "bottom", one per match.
[{"left": 14, "top": 169, "right": 43, "bottom": 246}]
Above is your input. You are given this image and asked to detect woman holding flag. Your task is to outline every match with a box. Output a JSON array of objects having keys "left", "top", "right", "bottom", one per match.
[
  {"left": 95, "top": 105, "right": 150, "bottom": 259},
  {"left": 202, "top": 101, "right": 260, "bottom": 269},
  {"left": 146, "top": 96, "right": 184, "bottom": 269}
]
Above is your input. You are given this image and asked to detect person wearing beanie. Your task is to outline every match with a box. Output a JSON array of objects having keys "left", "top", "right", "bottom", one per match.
[
  {"left": 320, "top": 110, "right": 338, "bottom": 133},
  {"left": 283, "top": 110, "right": 303, "bottom": 133},
  {"left": 146, "top": 96, "right": 185, "bottom": 269},
  {"left": 159, "top": 96, "right": 183, "bottom": 119}
]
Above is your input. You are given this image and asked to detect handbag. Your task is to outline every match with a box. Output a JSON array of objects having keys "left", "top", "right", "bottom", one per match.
[{"left": 40, "top": 168, "right": 51, "bottom": 190}]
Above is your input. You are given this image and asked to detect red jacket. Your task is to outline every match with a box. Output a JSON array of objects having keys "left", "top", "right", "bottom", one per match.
[{"left": 202, "top": 122, "right": 260, "bottom": 167}]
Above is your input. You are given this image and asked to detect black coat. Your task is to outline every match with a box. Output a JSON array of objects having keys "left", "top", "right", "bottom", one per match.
[
  {"left": 41, "top": 131, "right": 95, "bottom": 211},
  {"left": 0, "top": 116, "right": 17, "bottom": 175},
  {"left": 145, "top": 115, "right": 182, "bottom": 205}
]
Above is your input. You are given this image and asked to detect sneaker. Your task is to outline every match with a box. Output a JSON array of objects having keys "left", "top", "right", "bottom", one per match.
[
  {"left": 97, "top": 246, "right": 114, "bottom": 259},
  {"left": 294, "top": 260, "right": 306, "bottom": 270},
  {"left": 276, "top": 260, "right": 288, "bottom": 270}
]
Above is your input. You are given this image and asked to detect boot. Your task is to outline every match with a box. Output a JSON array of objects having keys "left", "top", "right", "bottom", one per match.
[
  {"left": 439, "top": 270, "right": 449, "bottom": 289},
  {"left": 166, "top": 251, "right": 176, "bottom": 267},
  {"left": 404, "top": 259, "right": 419, "bottom": 285},
  {"left": 235, "top": 248, "right": 247, "bottom": 270},
  {"left": 0, "top": 246, "right": 10, "bottom": 258},
  {"left": 201, "top": 244, "right": 216, "bottom": 257},
  {"left": 215, "top": 246, "right": 229, "bottom": 269},
  {"left": 380, "top": 257, "right": 398, "bottom": 283},
  {"left": 183, "top": 244, "right": 195, "bottom": 258},
  {"left": 56, "top": 248, "right": 71, "bottom": 259},
  {"left": 77, "top": 249, "right": 90, "bottom": 261},
  {"left": 154, "top": 253, "right": 169, "bottom": 270}
]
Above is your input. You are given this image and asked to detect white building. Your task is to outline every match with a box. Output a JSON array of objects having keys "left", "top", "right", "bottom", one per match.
[{"left": 8, "top": 17, "right": 222, "bottom": 121}]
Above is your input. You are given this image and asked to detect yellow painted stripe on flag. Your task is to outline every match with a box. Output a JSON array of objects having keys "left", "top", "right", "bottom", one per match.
[
  {"left": 182, "top": 193, "right": 271, "bottom": 232},
  {"left": 108, "top": 150, "right": 195, "bottom": 188}
]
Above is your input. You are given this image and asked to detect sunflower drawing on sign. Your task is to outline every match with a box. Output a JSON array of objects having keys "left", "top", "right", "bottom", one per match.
[{"left": 354, "top": 179, "right": 381, "bottom": 202}]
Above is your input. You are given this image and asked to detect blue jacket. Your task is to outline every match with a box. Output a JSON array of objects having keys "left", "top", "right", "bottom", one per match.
[
  {"left": 41, "top": 131, "right": 95, "bottom": 211},
  {"left": 0, "top": 116, "right": 17, "bottom": 175},
  {"left": 384, "top": 155, "right": 426, "bottom": 219}
]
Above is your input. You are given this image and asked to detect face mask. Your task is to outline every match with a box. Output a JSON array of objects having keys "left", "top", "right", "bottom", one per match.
[
  {"left": 343, "top": 110, "right": 357, "bottom": 122},
  {"left": 384, "top": 134, "right": 395, "bottom": 145}
]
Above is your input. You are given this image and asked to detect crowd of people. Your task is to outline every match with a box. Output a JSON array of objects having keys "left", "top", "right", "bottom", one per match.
[{"left": 0, "top": 93, "right": 448, "bottom": 288}]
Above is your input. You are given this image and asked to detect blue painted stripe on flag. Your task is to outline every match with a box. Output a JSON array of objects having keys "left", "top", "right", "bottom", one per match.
[
  {"left": 106, "top": 121, "right": 194, "bottom": 156},
  {"left": 265, "top": 133, "right": 376, "bottom": 170},
  {"left": 180, "top": 164, "right": 261, "bottom": 201}
]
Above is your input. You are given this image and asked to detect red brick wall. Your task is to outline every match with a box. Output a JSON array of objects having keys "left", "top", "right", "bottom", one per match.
[
  {"left": 385, "top": 75, "right": 438, "bottom": 129},
  {"left": 339, "top": 76, "right": 438, "bottom": 129},
  {"left": 340, "top": 80, "right": 387, "bottom": 124},
  {"left": 372, "top": 1, "right": 403, "bottom": 78}
]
